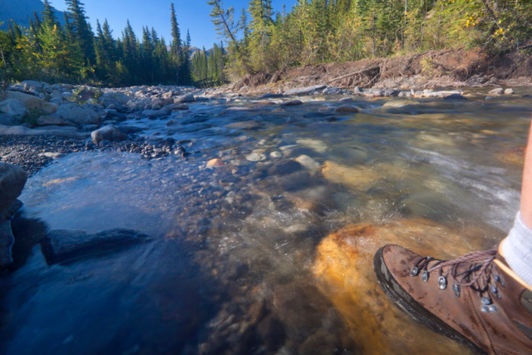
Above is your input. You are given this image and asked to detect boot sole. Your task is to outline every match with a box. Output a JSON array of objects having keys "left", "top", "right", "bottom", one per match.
[{"left": 373, "top": 246, "right": 485, "bottom": 354}]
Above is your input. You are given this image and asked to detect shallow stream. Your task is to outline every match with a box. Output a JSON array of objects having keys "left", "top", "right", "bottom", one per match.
[{"left": 2, "top": 90, "right": 532, "bottom": 354}]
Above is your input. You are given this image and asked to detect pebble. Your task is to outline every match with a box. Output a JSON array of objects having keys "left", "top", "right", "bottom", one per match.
[
  {"left": 295, "top": 155, "right": 320, "bottom": 173},
  {"left": 246, "top": 151, "right": 267, "bottom": 162},
  {"left": 206, "top": 158, "right": 224, "bottom": 168}
]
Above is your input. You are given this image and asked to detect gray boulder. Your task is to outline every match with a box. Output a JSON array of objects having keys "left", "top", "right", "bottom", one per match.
[
  {"left": 174, "top": 94, "right": 195, "bottom": 103},
  {"left": 0, "top": 163, "right": 27, "bottom": 216},
  {"left": 50, "top": 103, "right": 102, "bottom": 125},
  {"left": 488, "top": 88, "right": 504, "bottom": 96},
  {"left": 281, "top": 100, "right": 303, "bottom": 106},
  {"left": 142, "top": 107, "right": 171, "bottom": 119},
  {"left": 90, "top": 125, "right": 127, "bottom": 145},
  {"left": 285, "top": 85, "right": 326, "bottom": 96},
  {"left": 100, "top": 92, "right": 130, "bottom": 107},
  {"left": 0, "top": 98, "right": 28, "bottom": 119},
  {"left": 6, "top": 91, "right": 57, "bottom": 114},
  {"left": 0, "top": 220, "right": 15, "bottom": 268},
  {"left": 41, "top": 228, "right": 151, "bottom": 264}
]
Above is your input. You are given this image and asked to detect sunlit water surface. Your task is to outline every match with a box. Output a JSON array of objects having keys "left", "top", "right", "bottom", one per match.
[{"left": 1, "top": 90, "right": 532, "bottom": 354}]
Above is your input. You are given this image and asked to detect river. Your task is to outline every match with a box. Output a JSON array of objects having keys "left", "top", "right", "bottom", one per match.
[{"left": 1, "top": 89, "right": 531, "bottom": 354}]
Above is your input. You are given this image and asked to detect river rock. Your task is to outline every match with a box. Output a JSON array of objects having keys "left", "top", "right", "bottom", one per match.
[
  {"left": 488, "top": 88, "right": 504, "bottom": 96},
  {"left": 246, "top": 150, "right": 267, "bottom": 162},
  {"left": 294, "top": 155, "right": 320, "bottom": 173},
  {"left": 48, "top": 103, "right": 101, "bottom": 125},
  {"left": 0, "top": 98, "right": 28, "bottom": 119},
  {"left": 142, "top": 107, "right": 171, "bottom": 119},
  {"left": 41, "top": 228, "right": 152, "bottom": 264},
  {"left": 206, "top": 158, "right": 224, "bottom": 168},
  {"left": 0, "top": 163, "right": 27, "bottom": 216},
  {"left": 281, "top": 99, "right": 303, "bottom": 106},
  {"left": 284, "top": 85, "right": 326, "bottom": 96},
  {"left": 91, "top": 125, "right": 127, "bottom": 145},
  {"left": 0, "top": 220, "right": 15, "bottom": 268},
  {"left": 174, "top": 94, "right": 195, "bottom": 103},
  {"left": 312, "top": 219, "right": 490, "bottom": 354},
  {"left": 6, "top": 91, "right": 57, "bottom": 114},
  {"left": 36, "top": 115, "right": 70, "bottom": 126},
  {"left": 335, "top": 105, "right": 359, "bottom": 113},
  {"left": 296, "top": 138, "right": 328, "bottom": 153},
  {"left": 504, "top": 88, "right": 514, "bottom": 95},
  {"left": 100, "top": 92, "right": 130, "bottom": 107}
]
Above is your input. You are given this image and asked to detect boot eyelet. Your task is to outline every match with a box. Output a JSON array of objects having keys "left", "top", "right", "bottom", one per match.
[
  {"left": 438, "top": 276, "right": 447, "bottom": 290},
  {"left": 422, "top": 270, "right": 429, "bottom": 282},
  {"left": 410, "top": 266, "right": 420, "bottom": 277},
  {"left": 452, "top": 283, "right": 460, "bottom": 297},
  {"left": 481, "top": 296, "right": 492, "bottom": 305}
]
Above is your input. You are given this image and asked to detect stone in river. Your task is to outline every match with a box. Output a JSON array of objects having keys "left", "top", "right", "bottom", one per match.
[
  {"left": 335, "top": 105, "right": 359, "bottom": 113},
  {"left": 312, "top": 219, "right": 493, "bottom": 354},
  {"left": 0, "top": 220, "right": 15, "bottom": 268},
  {"left": 246, "top": 150, "right": 267, "bottom": 162},
  {"left": 284, "top": 85, "right": 326, "bottom": 96},
  {"left": 504, "top": 88, "right": 514, "bottom": 95},
  {"left": 488, "top": 88, "right": 504, "bottom": 96},
  {"left": 206, "top": 158, "right": 224, "bottom": 168},
  {"left": 281, "top": 99, "right": 303, "bottom": 106},
  {"left": 296, "top": 138, "right": 328, "bottom": 153},
  {"left": 174, "top": 94, "right": 195, "bottom": 103},
  {"left": 91, "top": 125, "right": 127, "bottom": 145},
  {"left": 47, "top": 103, "right": 101, "bottom": 125},
  {"left": 41, "top": 228, "right": 152, "bottom": 264},
  {"left": 294, "top": 155, "right": 320, "bottom": 173}
]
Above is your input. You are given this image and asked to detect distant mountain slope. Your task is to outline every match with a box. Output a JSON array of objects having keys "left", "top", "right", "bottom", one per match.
[{"left": 0, "top": 0, "right": 65, "bottom": 29}]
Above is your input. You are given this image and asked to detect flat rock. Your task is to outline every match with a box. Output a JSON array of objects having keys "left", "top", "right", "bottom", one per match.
[
  {"left": 91, "top": 125, "right": 127, "bottom": 145},
  {"left": 41, "top": 228, "right": 151, "bottom": 264},
  {"left": 504, "top": 88, "right": 514, "bottom": 95},
  {"left": 284, "top": 85, "right": 326, "bottom": 96},
  {"left": 246, "top": 150, "right": 267, "bottom": 162},
  {"left": 0, "top": 220, "right": 15, "bottom": 268},
  {"left": 6, "top": 91, "right": 57, "bottom": 114},
  {"left": 206, "top": 158, "right": 224, "bottom": 168}
]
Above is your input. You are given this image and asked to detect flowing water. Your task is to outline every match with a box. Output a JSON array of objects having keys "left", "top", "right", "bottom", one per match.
[{"left": 1, "top": 90, "right": 532, "bottom": 354}]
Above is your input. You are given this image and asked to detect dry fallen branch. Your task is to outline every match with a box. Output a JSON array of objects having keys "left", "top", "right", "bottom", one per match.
[{"left": 327, "top": 65, "right": 381, "bottom": 84}]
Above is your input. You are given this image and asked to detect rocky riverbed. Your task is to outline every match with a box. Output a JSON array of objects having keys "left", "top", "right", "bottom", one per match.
[{"left": 1, "top": 80, "right": 532, "bottom": 354}]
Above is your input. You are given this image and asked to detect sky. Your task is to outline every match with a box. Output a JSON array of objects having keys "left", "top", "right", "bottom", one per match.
[{"left": 49, "top": 0, "right": 297, "bottom": 49}]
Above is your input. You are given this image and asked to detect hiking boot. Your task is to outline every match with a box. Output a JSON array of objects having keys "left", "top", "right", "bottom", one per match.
[{"left": 374, "top": 244, "right": 532, "bottom": 354}]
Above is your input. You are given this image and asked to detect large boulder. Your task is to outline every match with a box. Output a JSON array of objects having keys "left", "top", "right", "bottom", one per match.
[
  {"left": 100, "top": 92, "right": 130, "bottom": 107},
  {"left": 41, "top": 228, "right": 151, "bottom": 264},
  {"left": 47, "top": 103, "right": 102, "bottom": 125},
  {"left": 6, "top": 91, "right": 57, "bottom": 114},
  {"left": 0, "top": 98, "right": 28, "bottom": 119},
  {"left": 90, "top": 125, "right": 127, "bottom": 145},
  {"left": 0, "top": 163, "right": 27, "bottom": 216},
  {"left": 0, "top": 220, "right": 15, "bottom": 268},
  {"left": 174, "top": 93, "right": 195, "bottom": 103}
]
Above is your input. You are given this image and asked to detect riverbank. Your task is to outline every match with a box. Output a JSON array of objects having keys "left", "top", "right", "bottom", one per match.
[{"left": 221, "top": 48, "right": 532, "bottom": 96}]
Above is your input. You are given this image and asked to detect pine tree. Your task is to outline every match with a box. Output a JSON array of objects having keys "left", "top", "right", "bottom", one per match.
[{"left": 65, "top": 0, "right": 95, "bottom": 66}]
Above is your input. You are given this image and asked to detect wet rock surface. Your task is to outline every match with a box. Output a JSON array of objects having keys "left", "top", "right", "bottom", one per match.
[{"left": 42, "top": 228, "right": 152, "bottom": 264}]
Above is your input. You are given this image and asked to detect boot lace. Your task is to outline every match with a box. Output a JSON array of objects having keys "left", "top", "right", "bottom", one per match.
[{"left": 409, "top": 249, "right": 503, "bottom": 312}]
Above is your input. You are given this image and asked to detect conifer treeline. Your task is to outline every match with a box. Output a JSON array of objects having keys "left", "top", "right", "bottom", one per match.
[
  {"left": 0, "top": 0, "right": 192, "bottom": 86},
  {"left": 209, "top": 0, "right": 532, "bottom": 79}
]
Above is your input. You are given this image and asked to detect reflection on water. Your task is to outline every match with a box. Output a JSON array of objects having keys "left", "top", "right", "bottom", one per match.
[{"left": 1, "top": 91, "right": 531, "bottom": 354}]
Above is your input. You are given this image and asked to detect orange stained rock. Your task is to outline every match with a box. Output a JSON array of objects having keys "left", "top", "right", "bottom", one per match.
[{"left": 312, "top": 219, "right": 494, "bottom": 355}]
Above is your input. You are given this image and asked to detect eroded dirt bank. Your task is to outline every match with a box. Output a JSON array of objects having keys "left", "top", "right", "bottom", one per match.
[{"left": 226, "top": 47, "right": 532, "bottom": 95}]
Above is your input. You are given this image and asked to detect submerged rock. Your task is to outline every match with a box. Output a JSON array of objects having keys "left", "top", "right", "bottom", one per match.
[
  {"left": 281, "top": 99, "right": 303, "bottom": 106},
  {"left": 0, "top": 220, "right": 15, "bottom": 268},
  {"left": 335, "top": 105, "right": 359, "bottom": 113},
  {"left": 312, "top": 219, "right": 491, "bottom": 354},
  {"left": 41, "top": 228, "right": 151, "bottom": 264}
]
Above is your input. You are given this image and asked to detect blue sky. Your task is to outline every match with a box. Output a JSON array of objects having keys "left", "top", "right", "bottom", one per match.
[{"left": 49, "top": 0, "right": 296, "bottom": 49}]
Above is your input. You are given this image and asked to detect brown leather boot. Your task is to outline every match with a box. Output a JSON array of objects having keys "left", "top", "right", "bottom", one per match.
[{"left": 374, "top": 244, "right": 532, "bottom": 354}]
